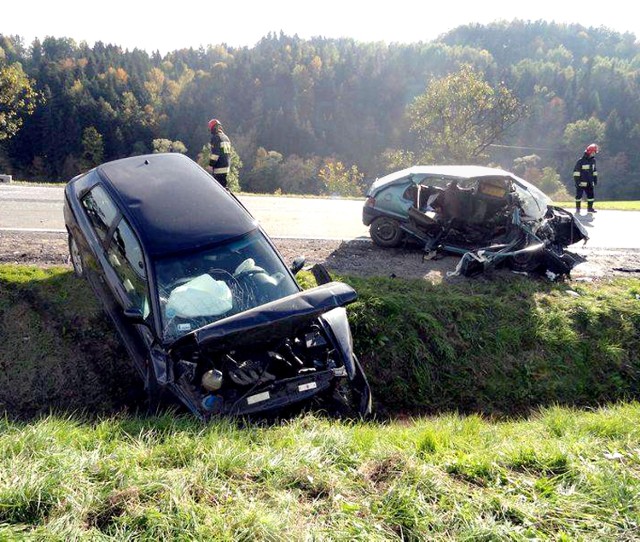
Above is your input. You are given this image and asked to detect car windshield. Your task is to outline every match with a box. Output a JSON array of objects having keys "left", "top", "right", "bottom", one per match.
[
  {"left": 155, "top": 231, "right": 300, "bottom": 342},
  {"left": 511, "top": 177, "right": 552, "bottom": 220}
]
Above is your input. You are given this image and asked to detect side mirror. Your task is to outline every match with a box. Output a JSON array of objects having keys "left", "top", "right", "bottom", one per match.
[
  {"left": 290, "top": 256, "right": 306, "bottom": 275},
  {"left": 123, "top": 306, "right": 146, "bottom": 324}
]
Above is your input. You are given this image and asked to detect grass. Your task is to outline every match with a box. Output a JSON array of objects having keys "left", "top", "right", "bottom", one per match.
[
  {"left": 553, "top": 200, "right": 640, "bottom": 211},
  {"left": 0, "top": 405, "right": 638, "bottom": 540},
  {"left": 1, "top": 264, "right": 640, "bottom": 539},
  {"left": 346, "top": 274, "right": 640, "bottom": 416},
  {"left": 3, "top": 266, "right": 640, "bottom": 419}
]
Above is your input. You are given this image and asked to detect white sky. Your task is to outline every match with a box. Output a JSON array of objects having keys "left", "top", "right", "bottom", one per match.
[{"left": 2, "top": 0, "right": 638, "bottom": 55}]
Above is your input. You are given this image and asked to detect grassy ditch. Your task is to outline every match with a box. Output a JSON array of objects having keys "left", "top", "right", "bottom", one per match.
[
  {"left": 345, "top": 274, "right": 640, "bottom": 417},
  {"left": 1, "top": 265, "right": 640, "bottom": 539},
  {"left": 2, "top": 264, "right": 640, "bottom": 419}
]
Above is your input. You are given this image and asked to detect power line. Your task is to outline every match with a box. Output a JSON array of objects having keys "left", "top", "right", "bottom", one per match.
[{"left": 489, "top": 144, "right": 563, "bottom": 153}]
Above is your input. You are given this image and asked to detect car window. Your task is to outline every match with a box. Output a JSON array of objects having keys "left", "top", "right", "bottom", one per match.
[
  {"left": 107, "top": 218, "right": 150, "bottom": 318},
  {"left": 155, "top": 231, "right": 300, "bottom": 341},
  {"left": 81, "top": 185, "right": 119, "bottom": 242},
  {"left": 402, "top": 184, "right": 417, "bottom": 201}
]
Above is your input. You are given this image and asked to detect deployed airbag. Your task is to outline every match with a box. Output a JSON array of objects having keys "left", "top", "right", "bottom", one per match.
[{"left": 166, "top": 274, "right": 233, "bottom": 318}]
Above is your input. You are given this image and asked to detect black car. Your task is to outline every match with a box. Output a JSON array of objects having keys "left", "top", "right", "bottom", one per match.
[{"left": 64, "top": 153, "right": 371, "bottom": 419}]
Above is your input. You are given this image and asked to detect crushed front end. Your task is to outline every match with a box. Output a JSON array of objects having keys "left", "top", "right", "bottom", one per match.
[
  {"left": 450, "top": 205, "right": 589, "bottom": 278},
  {"left": 166, "top": 283, "right": 372, "bottom": 419},
  {"left": 402, "top": 177, "right": 589, "bottom": 279}
]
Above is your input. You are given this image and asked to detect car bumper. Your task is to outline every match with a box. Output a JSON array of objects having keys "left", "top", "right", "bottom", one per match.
[
  {"left": 195, "top": 366, "right": 370, "bottom": 418},
  {"left": 362, "top": 205, "right": 392, "bottom": 226}
]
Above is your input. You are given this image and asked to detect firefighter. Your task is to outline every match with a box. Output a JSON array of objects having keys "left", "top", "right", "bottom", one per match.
[
  {"left": 208, "top": 118, "right": 232, "bottom": 189},
  {"left": 573, "top": 143, "right": 599, "bottom": 213}
]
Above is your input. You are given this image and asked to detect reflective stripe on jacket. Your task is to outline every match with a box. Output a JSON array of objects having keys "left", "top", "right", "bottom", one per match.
[
  {"left": 573, "top": 153, "right": 597, "bottom": 186},
  {"left": 209, "top": 130, "right": 231, "bottom": 173}
]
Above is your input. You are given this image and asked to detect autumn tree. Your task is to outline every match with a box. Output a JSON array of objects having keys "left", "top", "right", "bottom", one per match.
[
  {"left": 562, "top": 117, "right": 606, "bottom": 154},
  {"left": 319, "top": 161, "right": 364, "bottom": 197},
  {"left": 513, "top": 154, "right": 569, "bottom": 200},
  {"left": 408, "top": 65, "right": 526, "bottom": 163},
  {"left": 152, "top": 138, "right": 187, "bottom": 154},
  {"left": 244, "top": 147, "right": 284, "bottom": 193},
  {"left": 0, "top": 59, "right": 39, "bottom": 141}
]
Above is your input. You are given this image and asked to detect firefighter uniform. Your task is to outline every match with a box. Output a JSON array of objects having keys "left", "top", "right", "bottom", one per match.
[
  {"left": 209, "top": 121, "right": 231, "bottom": 188},
  {"left": 573, "top": 147, "right": 598, "bottom": 213}
]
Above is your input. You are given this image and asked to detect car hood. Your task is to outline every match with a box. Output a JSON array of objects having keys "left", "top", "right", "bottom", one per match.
[{"left": 169, "top": 281, "right": 357, "bottom": 354}]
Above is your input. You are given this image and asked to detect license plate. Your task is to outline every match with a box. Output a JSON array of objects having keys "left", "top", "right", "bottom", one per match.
[
  {"left": 298, "top": 382, "right": 317, "bottom": 392},
  {"left": 246, "top": 391, "right": 270, "bottom": 405}
]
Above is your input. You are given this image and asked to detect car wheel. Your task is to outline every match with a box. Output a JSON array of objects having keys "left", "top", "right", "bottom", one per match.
[
  {"left": 325, "top": 381, "right": 361, "bottom": 420},
  {"left": 370, "top": 217, "right": 403, "bottom": 247},
  {"left": 68, "top": 233, "right": 85, "bottom": 278},
  {"left": 509, "top": 251, "right": 541, "bottom": 273}
]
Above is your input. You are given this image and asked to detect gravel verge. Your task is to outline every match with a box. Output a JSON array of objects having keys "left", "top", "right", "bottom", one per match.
[{"left": 2, "top": 230, "right": 640, "bottom": 281}]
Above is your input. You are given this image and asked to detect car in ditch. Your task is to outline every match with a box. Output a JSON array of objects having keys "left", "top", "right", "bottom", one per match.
[
  {"left": 63, "top": 153, "right": 371, "bottom": 419},
  {"left": 362, "top": 165, "right": 588, "bottom": 277}
]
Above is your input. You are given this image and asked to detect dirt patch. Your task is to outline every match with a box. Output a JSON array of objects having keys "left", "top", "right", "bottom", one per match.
[
  {"left": 0, "top": 268, "right": 145, "bottom": 420},
  {"left": 2, "top": 230, "right": 640, "bottom": 281}
]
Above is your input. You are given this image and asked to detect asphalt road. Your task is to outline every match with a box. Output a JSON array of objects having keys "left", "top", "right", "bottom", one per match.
[{"left": 0, "top": 183, "right": 638, "bottom": 249}]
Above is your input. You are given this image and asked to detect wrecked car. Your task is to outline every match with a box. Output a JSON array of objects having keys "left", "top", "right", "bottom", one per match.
[
  {"left": 363, "top": 165, "right": 588, "bottom": 277},
  {"left": 63, "top": 153, "right": 371, "bottom": 419}
]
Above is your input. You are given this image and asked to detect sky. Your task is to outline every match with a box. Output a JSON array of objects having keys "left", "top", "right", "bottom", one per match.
[{"left": 2, "top": 0, "right": 638, "bottom": 55}]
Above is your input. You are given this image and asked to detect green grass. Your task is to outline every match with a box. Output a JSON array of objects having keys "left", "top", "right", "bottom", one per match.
[
  {"left": 1, "top": 264, "right": 640, "bottom": 539},
  {"left": 553, "top": 200, "right": 640, "bottom": 211},
  {"left": 345, "top": 274, "right": 640, "bottom": 416},
  {"left": 0, "top": 405, "right": 638, "bottom": 540},
  {"left": 2, "top": 265, "right": 640, "bottom": 418}
]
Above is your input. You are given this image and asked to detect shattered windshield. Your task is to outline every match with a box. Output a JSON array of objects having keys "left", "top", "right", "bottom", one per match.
[
  {"left": 155, "top": 231, "right": 300, "bottom": 342},
  {"left": 511, "top": 177, "right": 552, "bottom": 220}
]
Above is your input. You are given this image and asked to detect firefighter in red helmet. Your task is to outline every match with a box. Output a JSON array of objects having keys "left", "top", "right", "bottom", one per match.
[
  {"left": 208, "top": 118, "right": 232, "bottom": 189},
  {"left": 573, "top": 143, "right": 599, "bottom": 214}
]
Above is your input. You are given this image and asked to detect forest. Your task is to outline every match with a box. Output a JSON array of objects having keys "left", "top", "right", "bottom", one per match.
[{"left": 1, "top": 20, "right": 640, "bottom": 199}]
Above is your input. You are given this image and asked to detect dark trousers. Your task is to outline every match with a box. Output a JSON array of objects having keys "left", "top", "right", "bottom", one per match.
[
  {"left": 575, "top": 183, "right": 595, "bottom": 209},
  {"left": 213, "top": 173, "right": 228, "bottom": 189}
]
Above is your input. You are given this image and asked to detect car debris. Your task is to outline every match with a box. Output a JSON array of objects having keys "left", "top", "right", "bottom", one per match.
[{"left": 363, "top": 165, "right": 589, "bottom": 278}]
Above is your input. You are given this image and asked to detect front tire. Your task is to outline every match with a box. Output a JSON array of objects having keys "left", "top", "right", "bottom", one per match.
[
  {"left": 509, "top": 252, "right": 540, "bottom": 272},
  {"left": 370, "top": 217, "right": 403, "bottom": 247}
]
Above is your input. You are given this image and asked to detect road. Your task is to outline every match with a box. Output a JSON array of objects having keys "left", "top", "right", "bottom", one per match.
[{"left": 1, "top": 184, "right": 638, "bottom": 249}]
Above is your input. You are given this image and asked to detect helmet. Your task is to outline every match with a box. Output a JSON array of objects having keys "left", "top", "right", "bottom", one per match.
[
  {"left": 585, "top": 143, "right": 599, "bottom": 155},
  {"left": 208, "top": 118, "right": 220, "bottom": 131}
]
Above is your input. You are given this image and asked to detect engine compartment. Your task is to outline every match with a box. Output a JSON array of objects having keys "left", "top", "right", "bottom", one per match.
[{"left": 173, "top": 318, "right": 348, "bottom": 417}]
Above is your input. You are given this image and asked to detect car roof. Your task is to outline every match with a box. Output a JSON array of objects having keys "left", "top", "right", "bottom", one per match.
[
  {"left": 368, "top": 165, "right": 517, "bottom": 193},
  {"left": 95, "top": 153, "right": 257, "bottom": 257}
]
